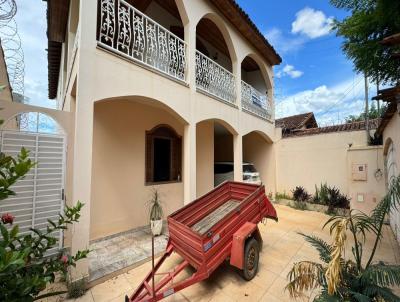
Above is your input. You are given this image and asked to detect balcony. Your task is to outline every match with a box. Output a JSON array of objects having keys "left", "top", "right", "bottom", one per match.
[
  {"left": 97, "top": 0, "right": 187, "bottom": 83},
  {"left": 195, "top": 51, "right": 236, "bottom": 105},
  {"left": 96, "top": 0, "right": 273, "bottom": 121},
  {"left": 241, "top": 81, "right": 272, "bottom": 121}
]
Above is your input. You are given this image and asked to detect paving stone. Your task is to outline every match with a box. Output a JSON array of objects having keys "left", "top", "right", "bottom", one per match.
[
  {"left": 85, "top": 204, "right": 400, "bottom": 301},
  {"left": 88, "top": 225, "right": 168, "bottom": 282}
]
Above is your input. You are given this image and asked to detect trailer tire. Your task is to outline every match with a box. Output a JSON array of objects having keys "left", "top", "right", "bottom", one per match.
[{"left": 241, "top": 238, "right": 259, "bottom": 281}]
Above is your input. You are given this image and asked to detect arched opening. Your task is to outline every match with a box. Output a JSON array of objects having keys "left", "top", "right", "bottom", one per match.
[
  {"left": 383, "top": 137, "right": 400, "bottom": 242},
  {"left": 196, "top": 119, "right": 236, "bottom": 196},
  {"left": 242, "top": 131, "right": 274, "bottom": 192},
  {"left": 241, "top": 55, "right": 272, "bottom": 120},
  {"left": 2, "top": 111, "right": 64, "bottom": 134},
  {"left": 195, "top": 17, "right": 236, "bottom": 104},
  {"left": 90, "top": 97, "right": 186, "bottom": 241},
  {"left": 384, "top": 137, "right": 397, "bottom": 186},
  {"left": 196, "top": 17, "right": 233, "bottom": 71},
  {"left": 145, "top": 124, "right": 182, "bottom": 184},
  {"left": 0, "top": 111, "right": 66, "bottom": 252}
]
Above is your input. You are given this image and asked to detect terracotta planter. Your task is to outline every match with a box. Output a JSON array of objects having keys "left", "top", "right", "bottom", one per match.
[{"left": 150, "top": 219, "right": 163, "bottom": 236}]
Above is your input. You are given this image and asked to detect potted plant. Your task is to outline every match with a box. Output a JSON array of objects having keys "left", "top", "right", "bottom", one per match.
[{"left": 149, "top": 189, "right": 164, "bottom": 236}]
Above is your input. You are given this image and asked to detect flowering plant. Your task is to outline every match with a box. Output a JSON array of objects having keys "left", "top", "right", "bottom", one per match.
[{"left": 0, "top": 147, "right": 89, "bottom": 301}]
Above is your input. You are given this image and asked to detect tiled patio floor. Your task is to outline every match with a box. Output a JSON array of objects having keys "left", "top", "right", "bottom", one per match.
[
  {"left": 61, "top": 204, "right": 400, "bottom": 301},
  {"left": 89, "top": 226, "right": 168, "bottom": 281}
]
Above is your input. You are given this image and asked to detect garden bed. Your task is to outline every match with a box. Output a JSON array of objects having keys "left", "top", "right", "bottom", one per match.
[{"left": 272, "top": 198, "right": 350, "bottom": 215}]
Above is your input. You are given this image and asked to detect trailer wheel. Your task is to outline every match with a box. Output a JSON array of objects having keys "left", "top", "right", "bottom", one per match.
[{"left": 241, "top": 238, "right": 259, "bottom": 281}]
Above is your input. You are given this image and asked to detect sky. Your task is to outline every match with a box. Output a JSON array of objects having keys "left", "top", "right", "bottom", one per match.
[{"left": 7, "top": 0, "right": 379, "bottom": 125}]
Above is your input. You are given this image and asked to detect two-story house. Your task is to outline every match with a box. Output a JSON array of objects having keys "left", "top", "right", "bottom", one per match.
[{"left": 45, "top": 0, "right": 281, "bottom": 280}]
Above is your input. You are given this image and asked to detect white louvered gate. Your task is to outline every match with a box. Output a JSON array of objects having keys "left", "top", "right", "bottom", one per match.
[{"left": 0, "top": 130, "right": 66, "bottom": 254}]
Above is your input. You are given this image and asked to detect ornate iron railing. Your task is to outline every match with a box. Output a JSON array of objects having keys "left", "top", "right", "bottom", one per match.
[
  {"left": 241, "top": 81, "right": 272, "bottom": 120},
  {"left": 195, "top": 51, "right": 236, "bottom": 105},
  {"left": 97, "top": 0, "right": 187, "bottom": 82}
]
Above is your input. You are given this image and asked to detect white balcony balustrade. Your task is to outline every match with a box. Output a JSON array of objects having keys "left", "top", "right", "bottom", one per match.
[
  {"left": 97, "top": 0, "right": 187, "bottom": 82},
  {"left": 97, "top": 0, "right": 274, "bottom": 120},
  {"left": 195, "top": 51, "right": 236, "bottom": 105},
  {"left": 241, "top": 81, "right": 272, "bottom": 120}
]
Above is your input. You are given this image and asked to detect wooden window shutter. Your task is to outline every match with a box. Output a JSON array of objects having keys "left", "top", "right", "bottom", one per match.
[
  {"left": 145, "top": 132, "right": 154, "bottom": 183},
  {"left": 171, "top": 136, "right": 182, "bottom": 181}
]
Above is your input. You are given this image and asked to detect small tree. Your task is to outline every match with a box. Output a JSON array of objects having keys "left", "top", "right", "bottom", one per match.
[
  {"left": 330, "top": 0, "right": 400, "bottom": 85},
  {"left": 0, "top": 147, "right": 89, "bottom": 301},
  {"left": 346, "top": 103, "right": 387, "bottom": 123},
  {"left": 286, "top": 176, "right": 400, "bottom": 301}
]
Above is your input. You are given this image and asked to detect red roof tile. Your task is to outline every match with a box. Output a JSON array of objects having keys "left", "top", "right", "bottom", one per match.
[
  {"left": 283, "top": 118, "right": 382, "bottom": 138},
  {"left": 275, "top": 112, "right": 318, "bottom": 131}
]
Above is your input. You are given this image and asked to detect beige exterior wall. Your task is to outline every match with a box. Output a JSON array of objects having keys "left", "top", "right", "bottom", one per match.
[
  {"left": 90, "top": 99, "right": 184, "bottom": 240},
  {"left": 347, "top": 146, "right": 386, "bottom": 213},
  {"left": 243, "top": 132, "right": 275, "bottom": 195},
  {"left": 215, "top": 133, "right": 234, "bottom": 162},
  {"left": 196, "top": 121, "right": 214, "bottom": 197},
  {"left": 384, "top": 112, "right": 400, "bottom": 182},
  {"left": 383, "top": 111, "right": 400, "bottom": 242},
  {"left": 276, "top": 130, "right": 386, "bottom": 213},
  {"left": 0, "top": 44, "right": 13, "bottom": 102}
]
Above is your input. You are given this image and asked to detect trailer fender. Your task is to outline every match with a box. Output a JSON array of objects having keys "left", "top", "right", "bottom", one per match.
[{"left": 230, "top": 222, "right": 262, "bottom": 270}]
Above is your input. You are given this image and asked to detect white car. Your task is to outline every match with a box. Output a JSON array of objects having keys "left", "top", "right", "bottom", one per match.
[{"left": 214, "top": 162, "right": 261, "bottom": 186}]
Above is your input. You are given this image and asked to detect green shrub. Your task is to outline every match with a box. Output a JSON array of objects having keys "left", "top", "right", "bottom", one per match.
[
  {"left": 275, "top": 191, "right": 292, "bottom": 201},
  {"left": 292, "top": 201, "right": 308, "bottom": 211},
  {"left": 313, "top": 183, "right": 329, "bottom": 205},
  {"left": 67, "top": 278, "right": 87, "bottom": 299},
  {"left": 313, "top": 183, "right": 350, "bottom": 211}
]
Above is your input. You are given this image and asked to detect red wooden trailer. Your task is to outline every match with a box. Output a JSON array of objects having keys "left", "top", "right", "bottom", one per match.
[{"left": 126, "top": 181, "right": 278, "bottom": 302}]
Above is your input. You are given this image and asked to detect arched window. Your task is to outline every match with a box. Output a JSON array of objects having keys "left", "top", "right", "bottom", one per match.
[{"left": 145, "top": 125, "right": 182, "bottom": 184}]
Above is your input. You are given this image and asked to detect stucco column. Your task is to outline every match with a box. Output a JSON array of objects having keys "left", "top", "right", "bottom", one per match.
[
  {"left": 185, "top": 22, "right": 196, "bottom": 92},
  {"left": 184, "top": 123, "right": 196, "bottom": 203},
  {"left": 234, "top": 134, "right": 243, "bottom": 181},
  {"left": 68, "top": 0, "right": 97, "bottom": 281},
  {"left": 268, "top": 81, "right": 275, "bottom": 121},
  {"left": 233, "top": 60, "right": 241, "bottom": 110}
]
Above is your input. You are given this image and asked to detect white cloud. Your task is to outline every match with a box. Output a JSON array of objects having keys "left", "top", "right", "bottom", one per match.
[
  {"left": 264, "top": 27, "right": 306, "bottom": 54},
  {"left": 275, "top": 76, "right": 378, "bottom": 125},
  {"left": 291, "top": 7, "right": 333, "bottom": 39},
  {"left": 276, "top": 64, "right": 304, "bottom": 79}
]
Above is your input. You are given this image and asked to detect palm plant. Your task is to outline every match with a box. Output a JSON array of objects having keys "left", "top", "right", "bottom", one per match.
[{"left": 286, "top": 175, "right": 400, "bottom": 301}]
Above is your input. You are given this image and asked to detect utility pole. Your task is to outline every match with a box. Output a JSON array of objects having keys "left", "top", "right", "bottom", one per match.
[
  {"left": 376, "top": 79, "right": 380, "bottom": 115},
  {"left": 364, "top": 74, "right": 369, "bottom": 143}
]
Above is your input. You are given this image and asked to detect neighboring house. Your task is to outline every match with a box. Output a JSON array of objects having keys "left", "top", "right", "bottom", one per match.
[
  {"left": 275, "top": 112, "right": 318, "bottom": 137},
  {"left": 276, "top": 115, "right": 385, "bottom": 215},
  {"left": 0, "top": 42, "right": 13, "bottom": 102},
  {"left": 43, "top": 0, "right": 281, "bottom": 280}
]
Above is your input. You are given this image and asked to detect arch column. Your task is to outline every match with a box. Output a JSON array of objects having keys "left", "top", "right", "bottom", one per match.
[
  {"left": 68, "top": 0, "right": 97, "bottom": 281},
  {"left": 234, "top": 134, "right": 243, "bottom": 181},
  {"left": 183, "top": 123, "right": 196, "bottom": 203},
  {"left": 185, "top": 22, "right": 196, "bottom": 92},
  {"left": 234, "top": 60, "right": 242, "bottom": 109}
]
